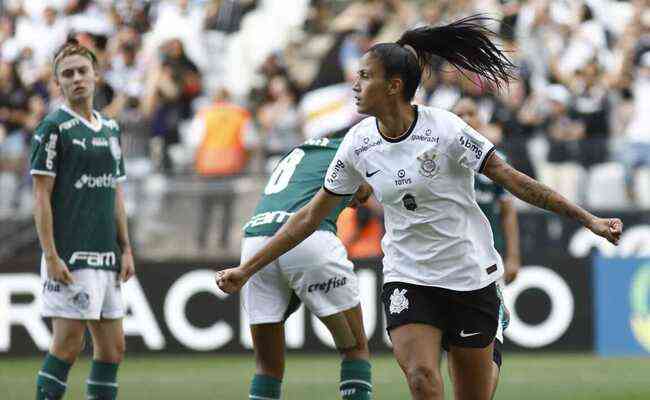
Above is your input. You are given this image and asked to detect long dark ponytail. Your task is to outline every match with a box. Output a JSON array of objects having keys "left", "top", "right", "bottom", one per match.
[{"left": 369, "top": 15, "right": 517, "bottom": 101}]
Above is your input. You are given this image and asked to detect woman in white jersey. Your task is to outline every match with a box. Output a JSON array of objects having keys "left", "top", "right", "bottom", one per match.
[{"left": 217, "top": 16, "right": 622, "bottom": 400}]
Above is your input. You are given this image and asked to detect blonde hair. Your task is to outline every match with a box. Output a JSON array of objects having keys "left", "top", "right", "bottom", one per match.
[{"left": 52, "top": 37, "right": 97, "bottom": 77}]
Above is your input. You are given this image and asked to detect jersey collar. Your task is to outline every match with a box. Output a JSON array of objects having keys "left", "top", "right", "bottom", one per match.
[
  {"left": 375, "top": 105, "right": 419, "bottom": 143},
  {"left": 60, "top": 105, "right": 103, "bottom": 132}
]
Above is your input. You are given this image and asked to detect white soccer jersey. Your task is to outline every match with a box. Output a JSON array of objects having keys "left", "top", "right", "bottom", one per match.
[{"left": 324, "top": 105, "right": 503, "bottom": 291}]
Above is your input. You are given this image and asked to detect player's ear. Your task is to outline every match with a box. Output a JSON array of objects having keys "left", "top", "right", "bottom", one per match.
[{"left": 387, "top": 76, "right": 403, "bottom": 97}]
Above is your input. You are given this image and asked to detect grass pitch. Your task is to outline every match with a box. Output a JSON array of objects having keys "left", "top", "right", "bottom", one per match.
[{"left": 1, "top": 353, "right": 649, "bottom": 399}]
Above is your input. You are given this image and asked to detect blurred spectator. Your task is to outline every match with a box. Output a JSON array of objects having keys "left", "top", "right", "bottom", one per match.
[
  {"left": 188, "top": 87, "right": 258, "bottom": 251},
  {"left": 618, "top": 51, "right": 650, "bottom": 203},
  {"left": 566, "top": 60, "right": 611, "bottom": 166},
  {"left": 204, "top": 0, "right": 257, "bottom": 33},
  {"left": 0, "top": 57, "right": 46, "bottom": 215},
  {"left": 454, "top": 97, "right": 503, "bottom": 147},
  {"left": 257, "top": 75, "right": 303, "bottom": 170},
  {"left": 337, "top": 198, "right": 384, "bottom": 260},
  {"left": 110, "top": 0, "right": 152, "bottom": 33},
  {"left": 427, "top": 62, "right": 462, "bottom": 110},
  {"left": 543, "top": 84, "right": 586, "bottom": 164},
  {"left": 143, "top": 38, "right": 201, "bottom": 171}
]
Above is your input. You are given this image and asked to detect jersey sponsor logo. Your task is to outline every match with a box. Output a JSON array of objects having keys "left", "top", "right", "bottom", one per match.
[
  {"left": 69, "top": 251, "right": 117, "bottom": 267},
  {"left": 33, "top": 134, "right": 43, "bottom": 142},
  {"left": 389, "top": 288, "right": 409, "bottom": 314},
  {"left": 72, "top": 138, "right": 87, "bottom": 150},
  {"left": 365, "top": 169, "right": 381, "bottom": 178},
  {"left": 45, "top": 134, "right": 58, "bottom": 170},
  {"left": 92, "top": 137, "right": 108, "bottom": 147},
  {"left": 417, "top": 149, "right": 439, "bottom": 178},
  {"left": 307, "top": 276, "right": 348, "bottom": 294},
  {"left": 459, "top": 132, "right": 483, "bottom": 159},
  {"left": 327, "top": 159, "right": 346, "bottom": 185},
  {"left": 411, "top": 128, "right": 439, "bottom": 143},
  {"left": 109, "top": 137, "right": 122, "bottom": 160},
  {"left": 402, "top": 193, "right": 417, "bottom": 211},
  {"left": 243, "top": 211, "right": 294, "bottom": 229},
  {"left": 74, "top": 174, "right": 117, "bottom": 189},
  {"left": 42, "top": 280, "right": 60, "bottom": 293},
  {"left": 58, "top": 119, "right": 80, "bottom": 131},
  {"left": 354, "top": 137, "right": 382, "bottom": 156},
  {"left": 395, "top": 169, "right": 412, "bottom": 186}
]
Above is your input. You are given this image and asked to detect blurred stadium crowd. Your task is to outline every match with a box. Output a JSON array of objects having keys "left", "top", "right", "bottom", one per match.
[{"left": 0, "top": 0, "right": 649, "bottom": 259}]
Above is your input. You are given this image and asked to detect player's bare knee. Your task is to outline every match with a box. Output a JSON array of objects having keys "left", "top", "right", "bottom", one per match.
[
  {"left": 112, "top": 336, "right": 126, "bottom": 363},
  {"left": 51, "top": 334, "right": 83, "bottom": 362},
  {"left": 338, "top": 339, "right": 369, "bottom": 360},
  {"left": 406, "top": 365, "right": 442, "bottom": 398},
  {"left": 94, "top": 337, "right": 126, "bottom": 364}
]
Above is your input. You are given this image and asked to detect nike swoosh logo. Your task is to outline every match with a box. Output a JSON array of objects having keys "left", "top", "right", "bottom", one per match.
[
  {"left": 459, "top": 330, "right": 481, "bottom": 338},
  {"left": 365, "top": 170, "right": 381, "bottom": 178}
]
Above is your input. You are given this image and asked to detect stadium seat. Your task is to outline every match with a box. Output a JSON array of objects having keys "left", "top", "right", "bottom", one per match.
[
  {"left": 537, "top": 162, "right": 586, "bottom": 205},
  {"left": 585, "top": 162, "right": 629, "bottom": 210},
  {"left": 634, "top": 167, "right": 650, "bottom": 209}
]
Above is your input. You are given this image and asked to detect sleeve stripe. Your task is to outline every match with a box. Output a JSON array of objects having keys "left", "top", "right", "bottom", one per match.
[
  {"left": 322, "top": 185, "right": 354, "bottom": 197},
  {"left": 30, "top": 170, "right": 56, "bottom": 177},
  {"left": 478, "top": 146, "right": 496, "bottom": 174}
]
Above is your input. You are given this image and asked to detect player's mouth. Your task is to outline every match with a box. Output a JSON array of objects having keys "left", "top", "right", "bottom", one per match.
[{"left": 73, "top": 86, "right": 86, "bottom": 94}]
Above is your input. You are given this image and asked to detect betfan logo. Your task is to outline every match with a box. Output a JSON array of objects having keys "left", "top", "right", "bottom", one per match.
[
  {"left": 74, "top": 174, "right": 117, "bottom": 189},
  {"left": 69, "top": 251, "right": 116, "bottom": 267}
]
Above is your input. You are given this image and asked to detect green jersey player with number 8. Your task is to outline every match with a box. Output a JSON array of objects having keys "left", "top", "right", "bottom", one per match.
[{"left": 239, "top": 136, "right": 374, "bottom": 400}]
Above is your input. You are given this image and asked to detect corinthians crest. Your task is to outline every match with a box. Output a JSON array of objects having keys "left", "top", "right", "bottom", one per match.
[
  {"left": 417, "top": 149, "right": 439, "bottom": 178},
  {"left": 389, "top": 288, "right": 409, "bottom": 314}
]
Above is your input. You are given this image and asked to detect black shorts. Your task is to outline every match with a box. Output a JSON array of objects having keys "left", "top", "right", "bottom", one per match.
[
  {"left": 382, "top": 281, "right": 499, "bottom": 348},
  {"left": 441, "top": 334, "right": 503, "bottom": 368}
]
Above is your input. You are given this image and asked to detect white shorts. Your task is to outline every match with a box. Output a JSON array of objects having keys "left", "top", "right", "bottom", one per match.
[
  {"left": 40, "top": 257, "right": 125, "bottom": 320},
  {"left": 241, "top": 230, "right": 360, "bottom": 324}
]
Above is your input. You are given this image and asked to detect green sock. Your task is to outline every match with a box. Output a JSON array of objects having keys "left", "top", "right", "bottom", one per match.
[
  {"left": 249, "top": 374, "right": 282, "bottom": 400},
  {"left": 36, "top": 353, "right": 72, "bottom": 400},
  {"left": 86, "top": 360, "right": 119, "bottom": 399},
  {"left": 340, "top": 359, "right": 372, "bottom": 399}
]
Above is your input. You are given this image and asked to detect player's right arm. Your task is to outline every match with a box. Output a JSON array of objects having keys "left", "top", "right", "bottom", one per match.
[
  {"left": 33, "top": 175, "right": 73, "bottom": 284},
  {"left": 217, "top": 130, "right": 364, "bottom": 294},
  {"left": 216, "top": 189, "right": 344, "bottom": 293},
  {"left": 30, "top": 119, "right": 73, "bottom": 284}
]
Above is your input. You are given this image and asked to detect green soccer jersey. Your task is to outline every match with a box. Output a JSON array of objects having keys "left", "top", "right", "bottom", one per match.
[
  {"left": 474, "top": 151, "right": 508, "bottom": 253},
  {"left": 244, "top": 137, "right": 352, "bottom": 237},
  {"left": 30, "top": 106, "right": 126, "bottom": 272}
]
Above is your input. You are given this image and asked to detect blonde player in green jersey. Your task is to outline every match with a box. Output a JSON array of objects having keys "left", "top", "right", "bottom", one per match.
[{"left": 31, "top": 38, "right": 134, "bottom": 400}]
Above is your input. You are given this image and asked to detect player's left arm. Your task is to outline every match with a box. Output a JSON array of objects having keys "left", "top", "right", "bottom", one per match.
[
  {"left": 499, "top": 196, "right": 521, "bottom": 284},
  {"left": 482, "top": 152, "right": 623, "bottom": 245},
  {"left": 115, "top": 183, "right": 135, "bottom": 282}
]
